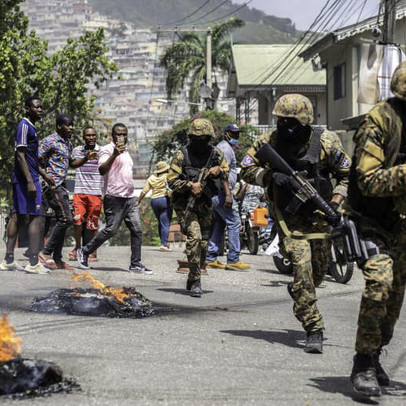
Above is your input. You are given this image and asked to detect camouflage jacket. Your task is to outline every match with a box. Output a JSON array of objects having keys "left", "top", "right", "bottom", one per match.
[
  {"left": 350, "top": 98, "right": 406, "bottom": 218},
  {"left": 167, "top": 145, "right": 229, "bottom": 210},
  {"left": 240, "top": 128, "right": 351, "bottom": 225}
]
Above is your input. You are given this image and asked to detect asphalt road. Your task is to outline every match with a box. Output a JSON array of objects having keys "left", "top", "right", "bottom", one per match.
[{"left": 0, "top": 245, "right": 405, "bottom": 405}]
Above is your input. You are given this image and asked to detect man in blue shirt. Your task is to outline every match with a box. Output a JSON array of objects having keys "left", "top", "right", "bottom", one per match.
[
  {"left": 206, "top": 124, "right": 250, "bottom": 271},
  {"left": 1, "top": 96, "right": 53, "bottom": 274}
]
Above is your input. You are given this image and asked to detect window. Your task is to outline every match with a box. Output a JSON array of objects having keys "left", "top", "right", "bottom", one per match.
[{"left": 333, "top": 63, "right": 346, "bottom": 100}]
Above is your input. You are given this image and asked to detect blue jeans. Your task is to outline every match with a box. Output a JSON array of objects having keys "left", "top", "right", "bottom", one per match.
[
  {"left": 207, "top": 195, "right": 241, "bottom": 264},
  {"left": 150, "top": 196, "right": 173, "bottom": 246},
  {"left": 83, "top": 195, "right": 143, "bottom": 267}
]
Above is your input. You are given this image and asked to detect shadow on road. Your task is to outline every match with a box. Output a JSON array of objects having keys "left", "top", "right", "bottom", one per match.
[
  {"left": 220, "top": 328, "right": 303, "bottom": 348},
  {"left": 156, "top": 288, "right": 214, "bottom": 296},
  {"left": 84, "top": 266, "right": 129, "bottom": 273},
  {"left": 307, "top": 376, "right": 406, "bottom": 404},
  {"left": 260, "top": 280, "right": 291, "bottom": 288},
  {"left": 257, "top": 268, "right": 287, "bottom": 275}
]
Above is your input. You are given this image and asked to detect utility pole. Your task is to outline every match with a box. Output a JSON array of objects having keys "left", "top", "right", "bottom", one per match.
[
  {"left": 158, "top": 26, "right": 213, "bottom": 101},
  {"left": 382, "top": 0, "right": 397, "bottom": 44},
  {"left": 206, "top": 28, "right": 212, "bottom": 89}
]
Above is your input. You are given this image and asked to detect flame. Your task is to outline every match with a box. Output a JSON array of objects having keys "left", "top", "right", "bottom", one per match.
[
  {"left": 0, "top": 314, "right": 22, "bottom": 361},
  {"left": 71, "top": 272, "right": 128, "bottom": 303}
]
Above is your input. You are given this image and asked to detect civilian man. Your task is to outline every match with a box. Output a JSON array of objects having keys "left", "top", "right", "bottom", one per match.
[{"left": 77, "top": 123, "right": 153, "bottom": 274}]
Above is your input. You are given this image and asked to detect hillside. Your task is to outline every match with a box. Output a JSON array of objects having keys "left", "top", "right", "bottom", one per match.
[{"left": 89, "top": 0, "right": 299, "bottom": 44}]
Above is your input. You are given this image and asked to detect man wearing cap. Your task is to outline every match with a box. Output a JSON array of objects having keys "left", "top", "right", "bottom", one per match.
[
  {"left": 240, "top": 94, "right": 350, "bottom": 354},
  {"left": 346, "top": 61, "right": 406, "bottom": 397},
  {"left": 138, "top": 161, "right": 173, "bottom": 252},
  {"left": 206, "top": 123, "right": 250, "bottom": 271},
  {"left": 167, "top": 118, "right": 231, "bottom": 297}
]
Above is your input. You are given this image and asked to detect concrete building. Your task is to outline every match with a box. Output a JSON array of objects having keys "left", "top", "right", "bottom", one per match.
[{"left": 300, "top": 4, "right": 406, "bottom": 130}]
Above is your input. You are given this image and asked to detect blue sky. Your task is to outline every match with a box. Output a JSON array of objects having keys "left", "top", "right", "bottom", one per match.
[{"left": 233, "top": 0, "right": 381, "bottom": 30}]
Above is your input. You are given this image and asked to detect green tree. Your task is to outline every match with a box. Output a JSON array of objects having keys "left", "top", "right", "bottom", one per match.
[
  {"left": 160, "top": 17, "right": 245, "bottom": 110},
  {"left": 151, "top": 110, "right": 258, "bottom": 165},
  {"left": 0, "top": 0, "right": 117, "bottom": 196}
]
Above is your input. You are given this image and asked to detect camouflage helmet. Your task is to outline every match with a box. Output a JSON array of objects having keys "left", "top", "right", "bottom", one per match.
[
  {"left": 391, "top": 61, "right": 406, "bottom": 101},
  {"left": 189, "top": 118, "right": 215, "bottom": 137},
  {"left": 272, "top": 93, "right": 314, "bottom": 125}
]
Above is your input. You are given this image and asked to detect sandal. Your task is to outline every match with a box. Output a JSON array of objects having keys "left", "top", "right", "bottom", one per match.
[
  {"left": 68, "top": 251, "right": 77, "bottom": 261},
  {"left": 89, "top": 254, "right": 98, "bottom": 262}
]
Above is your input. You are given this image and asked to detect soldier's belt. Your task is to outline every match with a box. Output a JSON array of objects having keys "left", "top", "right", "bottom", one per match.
[{"left": 275, "top": 206, "right": 330, "bottom": 240}]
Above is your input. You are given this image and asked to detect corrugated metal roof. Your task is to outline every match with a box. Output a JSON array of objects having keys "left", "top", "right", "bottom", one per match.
[{"left": 232, "top": 44, "right": 326, "bottom": 87}]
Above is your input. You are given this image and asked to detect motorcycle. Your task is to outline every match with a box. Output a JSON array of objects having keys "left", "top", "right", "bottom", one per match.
[
  {"left": 263, "top": 225, "right": 354, "bottom": 284},
  {"left": 239, "top": 209, "right": 260, "bottom": 255}
]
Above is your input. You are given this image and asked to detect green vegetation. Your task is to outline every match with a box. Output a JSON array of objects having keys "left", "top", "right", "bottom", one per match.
[
  {"left": 152, "top": 110, "right": 258, "bottom": 164},
  {"left": 160, "top": 17, "right": 244, "bottom": 110},
  {"left": 90, "top": 0, "right": 298, "bottom": 44},
  {"left": 0, "top": 0, "right": 117, "bottom": 199}
]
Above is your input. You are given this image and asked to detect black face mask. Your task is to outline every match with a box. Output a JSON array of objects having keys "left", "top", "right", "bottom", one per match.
[
  {"left": 189, "top": 136, "right": 210, "bottom": 152},
  {"left": 277, "top": 122, "right": 311, "bottom": 146}
]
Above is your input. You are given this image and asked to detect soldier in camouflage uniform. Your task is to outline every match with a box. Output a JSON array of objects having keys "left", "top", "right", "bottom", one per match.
[
  {"left": 347, "top": 61, "right": 406, "bottom": 397},
  {"left": 240, "top": 94, "right": 350, "bottom": 353},
  {"left": 167, "top": 119, "right": 231, "bottom": 297}
]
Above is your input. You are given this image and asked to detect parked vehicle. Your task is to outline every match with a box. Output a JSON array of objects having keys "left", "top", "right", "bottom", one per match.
[{"left": 239, "top": 210, "right": 260, "bottom": 255}]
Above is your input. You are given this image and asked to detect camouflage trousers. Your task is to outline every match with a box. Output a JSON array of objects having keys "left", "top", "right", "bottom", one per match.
[
  {"left": 282, "top": 233, "right": 331, "bottom": 333},
  {"left": 176, "top": 205, "right": 212, "bottom": 281},
  {"left": 355, "top": 227, "right": 406, "bottom": 356}
]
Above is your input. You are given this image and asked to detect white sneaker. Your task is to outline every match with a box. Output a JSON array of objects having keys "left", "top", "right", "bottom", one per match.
[
  {"left": 25, "top": 263, "right": 50, "bottom": 275},
  {"left": 0, "top": 260, "right": 24, "bottom": 271}
]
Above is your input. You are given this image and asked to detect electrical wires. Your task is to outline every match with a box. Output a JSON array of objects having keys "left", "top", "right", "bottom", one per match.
[
  {"left": 161, "top": 0, "right": 211, "bottom": 27},
  {"left": 250, "top": 0, "right": 378, "bottom": 91},
  {"left": 208, "top": 0, "right": 255, "bottom": 25}
]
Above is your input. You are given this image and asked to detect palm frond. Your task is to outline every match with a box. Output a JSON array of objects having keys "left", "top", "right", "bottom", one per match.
[{"left": 212, "top": 17, "right": 245, "bottom": 47}]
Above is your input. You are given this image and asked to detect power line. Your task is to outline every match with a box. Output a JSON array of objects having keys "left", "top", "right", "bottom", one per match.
[
  {"left": 277, "top": 0, "right": 356, "bottom": 85},
  {"left": 177, "top": 0, "right": 230, "bottom": 26},
  {"left": 208, "top": 0, "right": 255, "bottom": 24},
  {"left": 161, "top": 0, "right": 211, "bottom": 27},
  {"left": 250, "top": 0, "right": 340, "bottom": 88}
]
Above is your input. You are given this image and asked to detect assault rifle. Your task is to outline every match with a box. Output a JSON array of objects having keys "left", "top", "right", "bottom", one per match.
[
  {"left": 255, "top": 143, "right": 340, "bottom": 226},
  {"left": 255, "top": 143, "right": 370, "bottom": 265}
]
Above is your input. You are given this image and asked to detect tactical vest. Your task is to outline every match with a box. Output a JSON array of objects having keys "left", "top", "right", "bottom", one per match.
[
  {"left": 271, "top": 128, "right": 333, "bottom": 216},
  {"left": 180, "top": 145, "right": 220, "bottom": 200},
  {"left": 348, "top": 99, "right": 406, "bottom": 231}
]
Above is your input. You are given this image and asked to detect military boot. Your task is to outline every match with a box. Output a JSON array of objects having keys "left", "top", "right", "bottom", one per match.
[
  {"left": 190, "top": 279, "right": 202, "bottom": 297},
  {"left": 304, "top": 330, "right": 323, "bottom": 354},
  {"left": 350, "top": 354, "right": 381, "bottom": 397},
  {"left": 374, "top": 349, "right": 390, "bottom": 386}
]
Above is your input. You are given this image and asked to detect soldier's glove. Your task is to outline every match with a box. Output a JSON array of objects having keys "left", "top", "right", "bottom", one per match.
[
  {"left": 272, "top": 172, "right": 292, "bottom": 188},
  {"left": 262, "top": 170, "right": 273, "bottom": 187}
]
